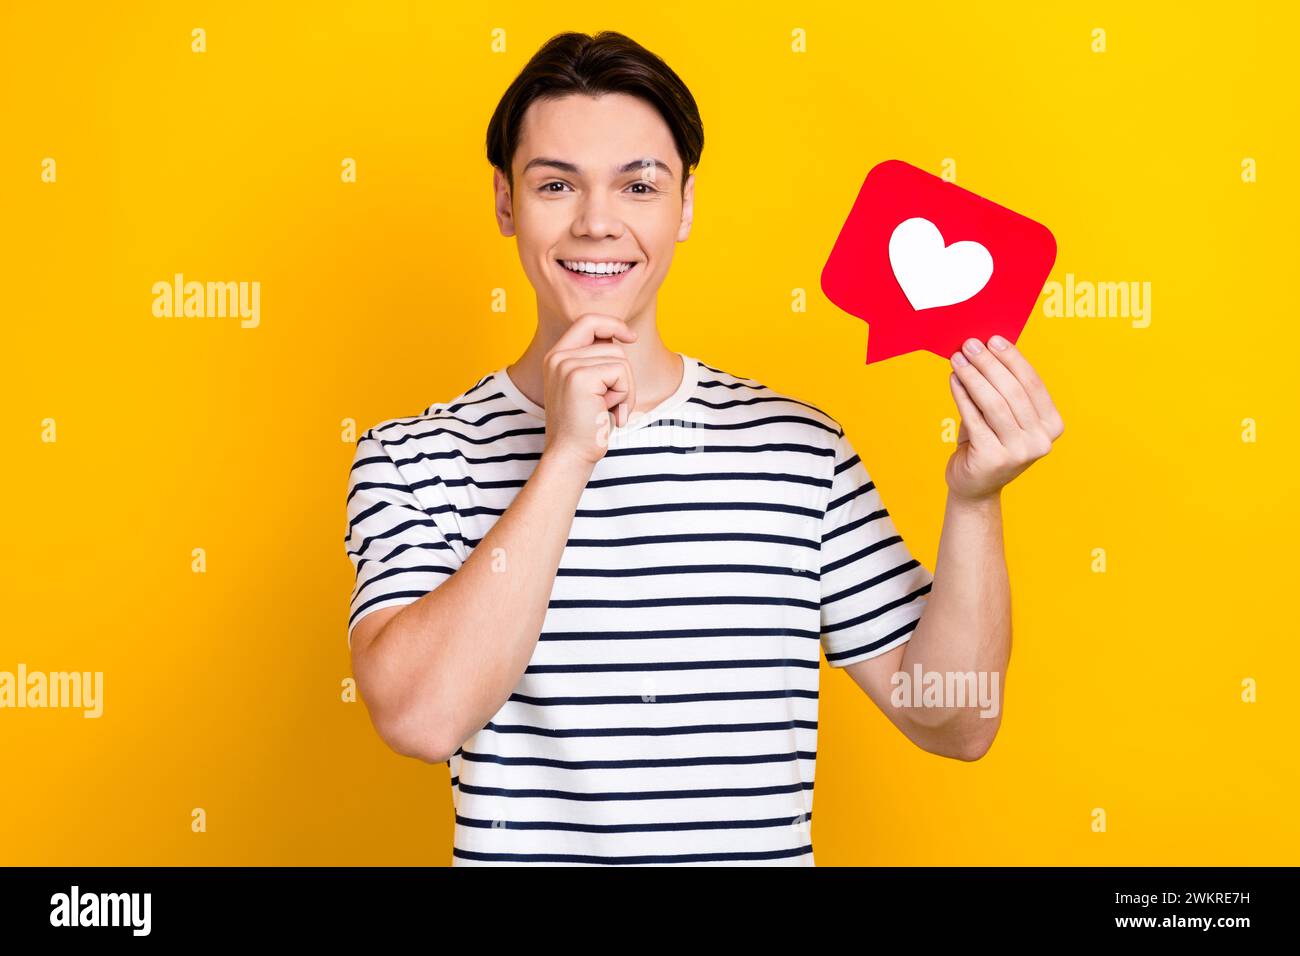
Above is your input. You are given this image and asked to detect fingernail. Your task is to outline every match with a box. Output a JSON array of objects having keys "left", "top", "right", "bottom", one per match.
[
  {"left": 951, "top": 351, "right": 969, "bottom": 368},
  {"left": 963, "top": 337, "right": 983, "bottom": 355},
  {"left": 989, "top": 334, "right": 1010, "bottom": 350}
]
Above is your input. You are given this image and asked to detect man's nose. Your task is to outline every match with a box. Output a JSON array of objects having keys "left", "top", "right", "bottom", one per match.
[{"left": 571, "top": 190, "right": 622, "bottom": 237}]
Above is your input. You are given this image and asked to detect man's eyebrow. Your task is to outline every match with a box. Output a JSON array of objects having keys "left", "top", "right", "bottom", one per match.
[
  {"left": 521, "top": 157, "right": 676, "bottom": 181},
  {"left": 616, "top": 158, "right": 675, "bottom": 181}
]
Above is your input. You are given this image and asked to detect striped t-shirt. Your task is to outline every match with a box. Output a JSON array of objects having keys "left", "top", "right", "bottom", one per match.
[{"left": 344, "top": 351, "right": 934, "bottom": 866}]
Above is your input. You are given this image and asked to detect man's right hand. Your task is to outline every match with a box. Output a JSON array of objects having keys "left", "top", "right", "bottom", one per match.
[
  {"left": 541, "top": 313, "right": 639, "bottom": 467},
  {"left": 350, "top": 314, "right": 640, "bottom": 764}
]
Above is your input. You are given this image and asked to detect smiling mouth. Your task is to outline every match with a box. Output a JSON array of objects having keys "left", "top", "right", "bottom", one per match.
[
  {"left": 557, "top": 258, "right": 639, "bottom": 277},
  {"left": 555, "top": 259, "right": 642, "bottom": 289}
]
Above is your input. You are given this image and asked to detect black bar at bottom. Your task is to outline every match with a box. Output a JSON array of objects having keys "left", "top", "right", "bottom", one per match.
[{"left": 0, "top": 866, "right": 1288, "bottom": 940}]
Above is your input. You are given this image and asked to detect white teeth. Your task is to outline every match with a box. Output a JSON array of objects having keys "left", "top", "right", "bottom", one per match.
[{"left": 561, "top": 260, "right": 634, "bottom": 275}]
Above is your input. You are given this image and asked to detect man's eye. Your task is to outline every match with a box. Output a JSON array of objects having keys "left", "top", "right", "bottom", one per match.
[
  {"left": 539, "top": 181, "right": 571, "bottom": 193},
  {"left": 628, "top": 181, "right": 658, "bottom": 195}
]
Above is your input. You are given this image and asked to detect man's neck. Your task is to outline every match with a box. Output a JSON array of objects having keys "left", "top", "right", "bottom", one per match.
[{"left": 506, "top": 318, "right": 683, "bottom": 417}]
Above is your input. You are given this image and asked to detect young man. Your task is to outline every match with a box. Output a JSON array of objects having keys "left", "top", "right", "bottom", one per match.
[{"left": 344, "top": 32, "right": 1062, "bottom": 865}]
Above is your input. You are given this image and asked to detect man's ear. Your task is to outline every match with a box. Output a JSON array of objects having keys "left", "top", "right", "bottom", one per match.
[
  {"left": 676, "top": 172, "right": 695, "bottom": 242},
  {"left": 494, "top": 167, "right": 516, "bottom": 237}
]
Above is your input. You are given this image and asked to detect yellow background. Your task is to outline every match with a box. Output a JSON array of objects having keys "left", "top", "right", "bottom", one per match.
[{"left": 1, "top": 1, "right": 1295, "bottom": 865}]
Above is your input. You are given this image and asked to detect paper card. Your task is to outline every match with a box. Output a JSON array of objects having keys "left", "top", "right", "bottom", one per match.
[{"left": 821, "top": 160, "right": 1057, "bottom": 364}]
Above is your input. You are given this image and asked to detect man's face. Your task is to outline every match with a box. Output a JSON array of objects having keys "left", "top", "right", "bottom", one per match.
[{"left": 495, "top": 92, "right": 694, "bottom": 328}]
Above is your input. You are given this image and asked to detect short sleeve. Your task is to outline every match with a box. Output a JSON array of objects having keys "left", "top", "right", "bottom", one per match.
[
  {"left": 819, "top": 426, "right": 934, "bottom": 667},
  {"left": 343, "top": 429, "right": 463, "bottom": 649}
]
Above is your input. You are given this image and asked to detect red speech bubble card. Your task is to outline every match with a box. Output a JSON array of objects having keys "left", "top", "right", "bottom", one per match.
[{"left": 821, "top": 159, "right": 1056, "bottom": 364}]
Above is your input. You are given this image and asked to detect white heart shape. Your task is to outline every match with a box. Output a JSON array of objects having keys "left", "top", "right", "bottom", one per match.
[{"left": 888, "top": 217, "right": 993, "bottom": 311}]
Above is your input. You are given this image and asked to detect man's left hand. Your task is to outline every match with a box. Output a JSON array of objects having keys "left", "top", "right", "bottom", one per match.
[{"left": 945, "top": 334, "right": 1064, "bottom": 502}]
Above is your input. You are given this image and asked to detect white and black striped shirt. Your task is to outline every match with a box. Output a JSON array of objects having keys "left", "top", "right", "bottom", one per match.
[{"left": 344, "top": 352, "right": 934, "bottom": 865}]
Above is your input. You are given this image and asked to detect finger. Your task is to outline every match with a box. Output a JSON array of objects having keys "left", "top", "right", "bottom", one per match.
[
  {"left": 949, "top": 371, "right": 995, "bottom": 446},
  {"left": 957, "top": 338, "right": 1040, "bottom": 433},
  {"left": 557, "top": 354, "right": 632, "bottom": 396},
  {"left": 985, "top": 336, "right": 1065, "bottom": 439},
  {"left": 547, "top": 343, "right": 636, "bottom": 421},
  {"left": 572, "top": 361, "right": 636, "bottom": 424},
  {"left": 554, "top": 313, "right": 638, "bottom": 352},
  {"left": 558, "top": 355, "right": 636, "bottom": 425},
  {"left": 951, "top": 353, "right": 1017, "bottom": 445},
  {"left": 548, "top": 342, "right": 630, "bottom": 366}
]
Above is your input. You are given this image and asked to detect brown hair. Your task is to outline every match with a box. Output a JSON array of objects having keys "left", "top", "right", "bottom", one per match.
[{"left": 486, "top": 31, "right": 704, "bottom": 198}]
